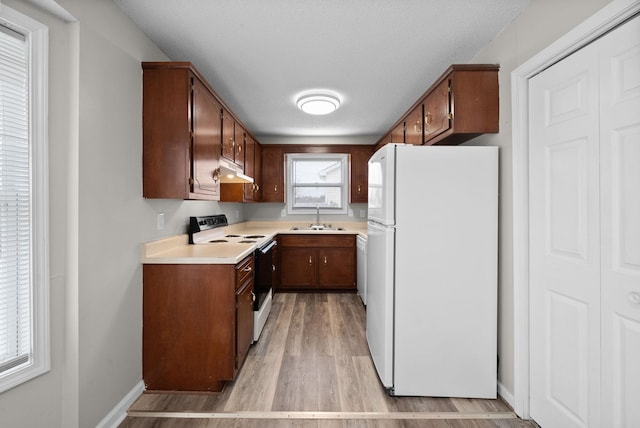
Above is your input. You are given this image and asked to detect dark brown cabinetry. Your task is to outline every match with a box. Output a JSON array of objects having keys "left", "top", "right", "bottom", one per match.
[
  {"left": 278, "top": 234, "right": 356, "bottom": 291},
  {"left": 375, "top": 64, "right": 499, "bottom": 147},
  {"left": 142, "top": 255, "right": 254, "bottom": 392},
  {"left": 350, "top": 147, "right": 373, "bottom": 203},
  {"left": 222, "top": 109, "right": 245, "bottom": 167},
  {"left": 405, "top": 103, "right": 423, "bottom": 145},
  {"left": 142, "top": 62, "right": 223, "bottom": 200},
  {"left": 235, "top": 255, "right": 254, "bottom": 372},
  {"left": 220, "top": 135, "right": 261, "bottom": 202},
  {"left": 261, "top": 146, "right": 285, "bottom": 202}
]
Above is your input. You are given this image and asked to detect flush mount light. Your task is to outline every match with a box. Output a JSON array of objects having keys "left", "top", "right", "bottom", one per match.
[{"left": 296, "top": 92, "right": 341, "bottom": 115}]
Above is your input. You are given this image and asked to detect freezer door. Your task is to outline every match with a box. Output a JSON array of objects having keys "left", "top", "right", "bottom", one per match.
[
  {"left": 367, "top": 144, "right": 397, "bottom": 226},
  {"left": 365, "top": 220, "right": 395, "bottom": 388}
]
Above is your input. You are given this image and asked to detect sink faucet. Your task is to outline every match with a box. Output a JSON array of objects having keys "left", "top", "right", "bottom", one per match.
[{"left": 316, "top": 205, "right": 320, "bottom": 226}]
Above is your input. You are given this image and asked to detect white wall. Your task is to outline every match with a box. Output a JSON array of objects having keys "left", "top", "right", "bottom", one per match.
[
  {"left": 0, "top": 0, "right": 246, "bottom": 426},
  {"left": 465, "top": 0, "right": 611, "bottom": 401}
]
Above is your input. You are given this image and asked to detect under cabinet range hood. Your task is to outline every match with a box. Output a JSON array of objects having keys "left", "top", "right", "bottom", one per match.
[{"left": 218, "top": 158, "right": 253, "bottom": 184}]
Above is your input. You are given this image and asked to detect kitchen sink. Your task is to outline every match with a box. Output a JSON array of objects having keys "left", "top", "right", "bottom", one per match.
[{"left": 290, "top": 224, "right": 345, "bottom": 231}]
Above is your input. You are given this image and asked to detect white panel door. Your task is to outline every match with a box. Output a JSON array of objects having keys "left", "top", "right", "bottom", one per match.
[
  {"left": 529, "top": 40, "right": 601, "bottom": 428},
  {"left": 599, "top": 15, "right": 640, "bottom": 428},
  {"left": 530, "top": 14, "right": 640, "bottom": 428}
]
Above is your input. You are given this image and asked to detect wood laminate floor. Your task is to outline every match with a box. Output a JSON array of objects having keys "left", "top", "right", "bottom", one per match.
[{"left": 121, "top": 293, "right": 535, "bottom": 427}]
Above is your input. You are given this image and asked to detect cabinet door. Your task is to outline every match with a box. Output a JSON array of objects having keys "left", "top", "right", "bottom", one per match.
[
  {"left": 405, "top": 103, "right": 423, "bottom": 145},
  {"left": 234, "top": 122, "right": 245, "bottom": 169},
  {"left": 222, "top": 109, "right": 235, "bottom": 161},
  {"left": 279, "top": 248, "right": 315, "bottom": 289},
  {"left": 423, "top": 78, "right": 451, "bottom": 144},
  {"left": 319, "top": 247, "right": 356, "bottom": 289},
  {"left": 253, "top": 141, "right": 262, "bottom": 201},
  {"left": 261, "top": 146, "right": 284, "bottom": 202},
  {"left": 235, "top": 279, "right": 254, "bottom": 373},
  {"left": 191, "top": 77, "right": 222, "bottom": 199},
  {"left": 243, "top": 135, "right": 256, "bottom": 201},
  {"left": 350, "top": 148, "right": 371, "bottom": 203},
  {"left": 391, "top": 122, "right": 405, "bottom": 144}
]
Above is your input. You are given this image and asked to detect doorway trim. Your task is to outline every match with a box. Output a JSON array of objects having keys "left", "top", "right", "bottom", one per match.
[{"left": 511, "top": 0, "right": 640, "bottom": 420}]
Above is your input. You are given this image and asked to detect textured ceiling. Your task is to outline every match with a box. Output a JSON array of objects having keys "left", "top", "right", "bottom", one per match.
[{"left": 113, "top": 0, "right": 530, "bottom": 141}]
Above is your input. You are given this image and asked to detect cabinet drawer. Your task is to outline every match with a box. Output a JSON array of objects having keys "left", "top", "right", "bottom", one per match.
[
  {"left": 279, "top": 234, "right": 355, "bottom": 248},
  {"left": 235, "top": 255, "right": 254, "bottom": 289}
]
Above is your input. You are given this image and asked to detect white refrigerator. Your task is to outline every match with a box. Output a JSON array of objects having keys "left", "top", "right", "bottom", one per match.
[{"left": 366, "top": 143, "right": 498, "bottom": 398}]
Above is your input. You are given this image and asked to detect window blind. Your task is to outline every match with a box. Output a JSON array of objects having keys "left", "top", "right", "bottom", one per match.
[{"left": 0, "top": 25, "right": 31, "bottom": 374}]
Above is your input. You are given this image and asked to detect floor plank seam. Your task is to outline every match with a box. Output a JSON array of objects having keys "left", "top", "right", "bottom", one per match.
[{"left": 126, "top": 410, "right": 519, "bottom": 420}]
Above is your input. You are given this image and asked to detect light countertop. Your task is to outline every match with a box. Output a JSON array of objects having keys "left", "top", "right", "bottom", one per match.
[{"left": 141, "top": 221, "right": 367, "bottom": 265}]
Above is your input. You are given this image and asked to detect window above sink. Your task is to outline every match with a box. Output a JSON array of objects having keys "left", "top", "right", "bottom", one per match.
[{"left": 286, "top": 153, "right": 349, "bottom": 215}]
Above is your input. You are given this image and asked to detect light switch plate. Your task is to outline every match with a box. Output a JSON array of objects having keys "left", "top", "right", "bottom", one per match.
[{"left": 156, "top": 212, "right": 164, "bottom": 230}]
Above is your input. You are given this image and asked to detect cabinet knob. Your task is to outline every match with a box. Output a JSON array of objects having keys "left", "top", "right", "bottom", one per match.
[
  {"left": 251, "top": 292, "right": 256, "bottom": 302},
  {"left": 357, "top": 185, "right": 361, "bottom": 193},
  {"left": 323, "top": 256, "right": 327, "bottom": 265},
  {"left": 414, "top": 120, "right": 421, "bottom": 134},
  {"left": 629, "top": 292, "right": 640, "bottom": 305},
  {"left": 212, "top": 168, "right": 220, "bottom": 183},
  {"left": 274, "top": 184, "right": 278, "bottom": 193},
  {"left": 309, "top": 256, "right": 312, "bottom": 265},
  {"left": 424, "top": 112, "right": 432, "bottom": 129}
]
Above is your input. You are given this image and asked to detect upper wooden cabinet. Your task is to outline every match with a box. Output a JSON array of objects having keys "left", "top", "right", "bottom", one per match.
[
  {"left": 350, "top": 147, "right": 374, "bottom": 203},
  {"left": 220, "top": 135, "right": 261, "bottom": 202},
  {"left": 222, "top": 110, "right": 246, "bottom": 169},
  {"left": 376, "top": 64, "right": 499, "bottom": 147},
  {"left": 143, "top": 62, "right": 259, "bottom": 200},
  {"left": 423, "top": 65, "right": 499, "bottom": 145},
  {"left": 405, "top": 103, "right": 423, "bottom": 145},
  {"left": 142, "top": 62, "right": 223, "bottom": 200},
  {"left": 261, "top": 146, "right": 285, "bottom": 202}
]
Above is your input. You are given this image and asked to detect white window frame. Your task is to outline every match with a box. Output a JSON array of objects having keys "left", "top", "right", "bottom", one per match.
[
  {"left": 0, "top": 4, "right": 49, "bottom": 394},
  {"left": 286, "top": 153, "right": 349, "bottom": 215}
]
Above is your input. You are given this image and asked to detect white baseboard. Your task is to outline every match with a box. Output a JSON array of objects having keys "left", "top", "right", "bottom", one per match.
[
  {"left": 96, "top": 380, "right": 144, "bottom": 428},
  {"left": 497, "top": 381, "right": 515, "bottom": 410}
]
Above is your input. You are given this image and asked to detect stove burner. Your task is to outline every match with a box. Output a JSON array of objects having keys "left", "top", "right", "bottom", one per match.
[
  {"left": 225, "top": 234, "right": 242, "bottom": 238},
  {"left": 239, "top": 240, "right": 257, "bottom": 243},
  {"left": 208, "top": 239, "right": 229, "bottom": 243},
  {"left": 244, "top": 235, "right": 265, "bottom": 239}
]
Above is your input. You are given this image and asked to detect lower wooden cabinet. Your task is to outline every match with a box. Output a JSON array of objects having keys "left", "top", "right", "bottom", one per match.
[
  {"left": 278, "top": 234, "right": 356, "bottom": 291},
  {"left": 142, "top": 255, "right": 254, "bottom": 392}
]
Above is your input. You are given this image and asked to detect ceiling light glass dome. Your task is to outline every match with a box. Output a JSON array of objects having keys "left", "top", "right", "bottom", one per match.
[{"left": 296, "top": 92, "right": 341, "bottom": 115}]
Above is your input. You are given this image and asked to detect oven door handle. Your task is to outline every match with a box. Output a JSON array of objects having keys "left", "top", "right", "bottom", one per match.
[{"left": 259, "top": 240, "right": 277, "bottom": 254}]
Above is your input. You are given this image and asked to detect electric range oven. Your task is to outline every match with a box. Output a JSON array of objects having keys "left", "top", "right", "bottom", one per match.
[{"left": 188, "top": 214, "right": 274, "bottom": 342}]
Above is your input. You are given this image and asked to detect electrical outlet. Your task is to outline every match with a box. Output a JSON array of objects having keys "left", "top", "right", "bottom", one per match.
[{"left": 156, "top": 212, "right": 165, "bottom": 230}]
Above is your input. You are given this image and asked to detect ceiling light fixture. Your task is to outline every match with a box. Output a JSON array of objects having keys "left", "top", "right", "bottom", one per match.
[{"left": 296, "top": 92, "right": 341, "bottom": 115}]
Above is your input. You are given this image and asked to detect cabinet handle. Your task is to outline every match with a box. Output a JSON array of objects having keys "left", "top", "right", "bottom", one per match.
[
  {"left": 229, "top": 138, "right": 235, "bottom": 149},
  {"left": 414, "top": 120, "right": 421, "bottom": 134},
  {"left": 425, "top": 112, "right": 432, "bottom": 127},
  {"left": 274, "top": 184, "right": 278, "bottom": 193},
  {"left": 357, "top": 185, "right": 361, "bottom": 193},
  {"left": 238, "top": 144, "right": 242, "bottom": 153},
  {"left": 251, "top": 291, "right": 256, "bottom": 302},
  {"left": 309, "top": 256, "right": 312, "bottom": 265},
  {"left": 212, "top": 168, "right": 220, "bottom": 183},
  {"left": 242, "top": 266, "right": 252, "bottom": 272},
  {"left": 323, "top": 256, "right": 327, "bottom": 265},
  {"left": 629, "top": 292, "right": 640, "bottom": 304},
  {"left": 272, "top": 264, "right": 276, "bottom": 272}
]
